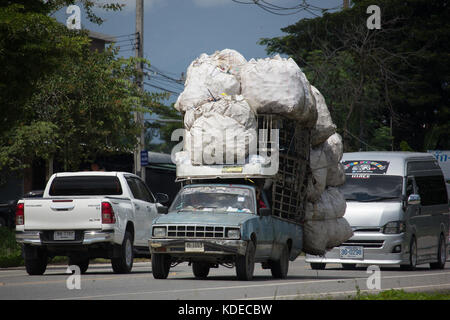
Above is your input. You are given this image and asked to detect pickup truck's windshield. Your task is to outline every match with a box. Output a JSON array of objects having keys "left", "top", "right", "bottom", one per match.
[
  {"left": 49, "top": 176, "right": 123, "bottom": 196},
  {"left": 339, "top": 175, "right": 403, "bottom": 202},
  {"left": 170, "top": 186, "right": 255, "bottom": 214}
]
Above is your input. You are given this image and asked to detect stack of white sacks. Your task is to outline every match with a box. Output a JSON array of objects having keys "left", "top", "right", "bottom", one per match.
[{"left": 175, "top": 49, "right": 352, "bottom": 256}]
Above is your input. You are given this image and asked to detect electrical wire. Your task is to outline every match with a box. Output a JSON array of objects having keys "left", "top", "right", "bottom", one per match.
[{"left": 231, "top": 0, "right": 343, "bottom": 15}]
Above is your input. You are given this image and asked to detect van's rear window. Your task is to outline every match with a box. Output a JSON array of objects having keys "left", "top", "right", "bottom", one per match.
[{"left": 49, "top": 176, "right": 122, "bottom": 196}]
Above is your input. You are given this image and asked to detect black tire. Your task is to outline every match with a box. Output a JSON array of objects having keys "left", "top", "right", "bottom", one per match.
[
  {"left": 236, "top": 241, "right": 256, "bottom": 281},
  {"left": 152, "top": 253, "right": 171, "bottom": 279},
  {"left": 270, "top": 244, "right": 289, "bottom": 279},
  {"left": 192, "top": 262, "right": 210, "bottom": 279},
  {"left": 430, "top": 234, "right": 446, "bottom": 270},
  {"left": 342, "top": 263, "right": 357, "bottom": 270},
  {"left": 310, "top": 263, "right": 326, "bottom": 270},
  {"left": 111, "top": 231, "right": 134, "bottom": 274},
  {"left": 24, "top": 246, "right": 48, "bottom": 276},
  {"left": 401, "top": 236, "right": 417, "bottom": 271},
  {"left": 69, "top": 256, "right": 90, "bottom": 274}
]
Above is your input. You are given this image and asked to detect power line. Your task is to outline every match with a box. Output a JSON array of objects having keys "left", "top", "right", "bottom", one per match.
[{"left": 231, "top": 0, "right": 343, "bottom": 15}]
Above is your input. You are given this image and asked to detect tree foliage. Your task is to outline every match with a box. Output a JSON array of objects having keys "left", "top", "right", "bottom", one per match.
[
  {"left": 0, "top": 1, "right": 165, "bottom": 172},
  {"left": 260, "top": 0, "right": 449, "bottom": 152}
]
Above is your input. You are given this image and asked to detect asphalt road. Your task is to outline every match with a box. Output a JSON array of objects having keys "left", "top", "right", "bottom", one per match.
[{"left": 0, "top": 257, "right": 449, "bottom": 300}]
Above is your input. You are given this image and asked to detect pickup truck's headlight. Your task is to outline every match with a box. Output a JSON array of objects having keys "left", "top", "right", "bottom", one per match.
[
  {"left": 226, "top": 228, "right": 240, "bottom": 239},
  {"left": 383, "top": 221, "right": 405, "bottom": 234},
  {"left": 153, "top": 226, "right": 167, "bottom": 237}
]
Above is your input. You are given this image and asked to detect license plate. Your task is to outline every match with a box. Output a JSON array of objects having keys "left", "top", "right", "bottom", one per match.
[
  {"left": 54, "top": 231, "right": 75, "bottom": 241},
  {"left": 339, "top": 246, "right": 363, "bottom": 259},
  {"left": 185, "top": 242, "right": 204, "bottom": 252}
]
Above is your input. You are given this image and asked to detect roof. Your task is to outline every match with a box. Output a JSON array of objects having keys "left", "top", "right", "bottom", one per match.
[{"left": 87, "top": 30, "right": 116, "bottom": 43}]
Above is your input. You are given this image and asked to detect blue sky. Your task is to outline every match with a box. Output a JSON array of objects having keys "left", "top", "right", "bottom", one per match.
[{"left": 54, "top": 0, "right": 343, "bottom": 104}]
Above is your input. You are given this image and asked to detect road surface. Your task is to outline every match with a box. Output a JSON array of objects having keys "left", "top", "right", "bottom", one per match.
[{"left": 0, "top": 257, "right": 449, "bottom": 300}]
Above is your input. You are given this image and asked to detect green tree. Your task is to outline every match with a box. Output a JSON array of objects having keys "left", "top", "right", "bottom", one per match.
[{"left": 260, "top": 0, "right": 449, "bottom": 152}]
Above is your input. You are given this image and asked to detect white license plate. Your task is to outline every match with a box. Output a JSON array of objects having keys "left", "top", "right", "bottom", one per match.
[
  {"left": 185, "top": 242, "right": 204, "bottom": 252},
  {"left": 54, "top": 231, "right": 75, "bottom": 241},
  {"left": 339, "top": 246, "right": 363, "bottom": 259}
]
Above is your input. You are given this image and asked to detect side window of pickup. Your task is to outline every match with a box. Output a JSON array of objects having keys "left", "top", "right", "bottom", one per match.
[
  {"left": 126, "top": 177, "right": 142, "bottom": 200},
  {"left": 136, "top": 179, "right": 155, "bottom": 203}
]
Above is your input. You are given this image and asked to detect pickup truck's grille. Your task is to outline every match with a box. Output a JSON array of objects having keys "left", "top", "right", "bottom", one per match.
[{"left": 167, "top": 225, "right": 225, "bottom": 238}]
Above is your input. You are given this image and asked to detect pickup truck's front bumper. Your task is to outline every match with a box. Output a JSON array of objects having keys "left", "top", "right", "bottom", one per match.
[
  {"left": 16, "top": 230, "right": 114, "bottom": 246},
  {"left": 149, "top": 239, "right": 248, "bottom": 256}
]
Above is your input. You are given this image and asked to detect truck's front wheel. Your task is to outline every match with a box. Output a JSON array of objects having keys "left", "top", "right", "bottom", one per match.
[
  {"left": 69, "top": 256, "right": 89, "bottom": 274},
  {"left": 236, "top": 241, "right": 256, "bottom": 281},
  {"left": 111, "top": 231, "right": 134, "bottom": 274},
  {"left": 24, "top": 246, "right": 48, "bottom": 276},
  {"left": 152, "top": 254, "right": 171, "bottom": 279}
]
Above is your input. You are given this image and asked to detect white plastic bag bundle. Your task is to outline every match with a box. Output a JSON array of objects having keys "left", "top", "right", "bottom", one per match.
[
  {"left": 303, "top": 218, "right": 353, "bottom": 255},
  {"left": 304, "top": 187, "right": 346, "bottom": 221},
  {"left": 186, "top": 96, "right": 257, "bottom": 165},
  {"left": 310, "top": 86, "right": 336, "bottom": 146},
  {"left": 240, "top": 55, "right": 317, "bottom": 125},
  {"left": 175, "top": 49, "right": 246, "bottom": 112}
]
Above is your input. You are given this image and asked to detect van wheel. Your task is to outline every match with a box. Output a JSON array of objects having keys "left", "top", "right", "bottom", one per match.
[
  {"left": 270, "top": 244, "right": 289, "bottom": 279},
  {"left": 69, "top": 256, "right": 89, "bottom": 274},
  {"left": 401, "top": 236, "right": 417, "bottom": 271},
  {"left": 111, "top": 231, "right": 134, "bottom": 274},
  {"left": 430, "top": 234, "right": 446, "bottom": 270},
  {"left": 192, "top": 262, "right": 210, "bottom": 279},
  {"left": 310, "top": 263, "right": 326, "bottom": 270},
  {"left": 24, "top": 246, "right": 48, "bottom": 275},
  {"left": 236, "top": 241, "right": 256, "bottom": 281},
  {"left": 152, "top": 254, "right": 171, "bottom": 279}
]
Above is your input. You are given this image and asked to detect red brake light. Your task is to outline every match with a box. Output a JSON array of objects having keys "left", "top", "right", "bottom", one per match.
[
  {"left": 16, "top": 203, "right": 24, "bottom": 225},
  {"left": 101, "top": 202, "right": 116, "bottom": 224}
]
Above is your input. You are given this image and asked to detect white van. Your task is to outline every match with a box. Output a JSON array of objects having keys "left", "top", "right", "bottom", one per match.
[{"left": 306, "top": 152, "right": 449, "bottom": 270}]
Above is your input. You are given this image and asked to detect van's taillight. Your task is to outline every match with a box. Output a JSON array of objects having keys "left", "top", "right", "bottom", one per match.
[
  {"left": 16, "top": 203, "right": 24, "bottom": 225},
  {"left": 101, "top": 202, "right": 116, "bottom": 224}
]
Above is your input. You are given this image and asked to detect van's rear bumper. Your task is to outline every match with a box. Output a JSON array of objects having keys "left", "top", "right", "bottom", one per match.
[{"left": 16, "top": 230, "right": 114, "bottom": 246}]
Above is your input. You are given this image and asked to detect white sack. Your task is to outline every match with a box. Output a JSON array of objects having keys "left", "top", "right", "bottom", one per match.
[
  {"left": 304, "top": 187, "right": 347, "bottom": 221},
  {"left": 326, "top": 162, "right": 346, "bottom": 187},
  {"left": 310, "top": 86, "right": 336, "bottom": 146},
  {"left": 303, "top": 218, "right": 353, "bottom": 256},
  {"left": 240, "top": 55, "right": 317, "bottom": 125},
  {"left": 175, "top": 49, "right": 246, "bottom": 112},
  {"left": 187, "top": 96, "right": 257, "bottom": 165},
  {"left": 306, "top": 133, "right": 344, "bottom": 202}
]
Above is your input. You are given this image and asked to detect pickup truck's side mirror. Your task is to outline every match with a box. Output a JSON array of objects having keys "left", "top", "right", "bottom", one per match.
[
  {"left": 156, "top": 204, "right": 168, "bottom": 214},
  {"left": 259, "top": 208, "right": 271, "bottom": 217},
  {"left": 407, "top": 194, "right": 421, "bottom": 206},
  {"left": 155, "top": 193, "right": 169, "bottom": 204}
]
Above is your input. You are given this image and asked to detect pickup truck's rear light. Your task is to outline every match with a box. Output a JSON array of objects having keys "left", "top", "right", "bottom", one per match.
[
  {"left": 16, "top": 203, "right": 24, "bottom": 225},
  {"left": 101, "top": 202, "right": 116, "bottom": 224}
]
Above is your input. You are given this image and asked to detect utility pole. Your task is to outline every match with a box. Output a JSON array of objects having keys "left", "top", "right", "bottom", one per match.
[
  {"left": 134, "top": 0, "right": 146, "bottom": 181},
  {"left": 343, "top": 0, "right": 349, "bottom": 9}
]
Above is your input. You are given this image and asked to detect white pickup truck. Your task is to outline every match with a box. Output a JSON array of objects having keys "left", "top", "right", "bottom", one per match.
[{"left": 15, "top": 171, "right": 169, "bottom": 275}]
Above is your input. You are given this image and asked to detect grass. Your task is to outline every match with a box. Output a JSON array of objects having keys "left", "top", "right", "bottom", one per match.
[
  {"left": 352, "top": 288, "right": 450, "bottom": 300},
  {"left": 0, "top": 227, "right": 23, "bottom": 268}
]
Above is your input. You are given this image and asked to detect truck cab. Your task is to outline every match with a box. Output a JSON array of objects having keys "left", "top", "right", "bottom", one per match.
[{"left": 149, "top": 183, "right": 303, "bottom": 280}]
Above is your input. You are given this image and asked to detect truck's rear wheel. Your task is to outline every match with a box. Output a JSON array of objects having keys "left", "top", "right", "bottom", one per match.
[
  {"left": 236, "top": 241, "right": 256, "bottom": 281},
  {"left": 111, "top": 231, "right": 134, "bottom": 274},
  {"left": 270, "top": 244, "right": 289, "bottom": 279},
  {"left": 69, "top": 256, "right": 89, "bottom": 274},
  {"left": 192, "top": 262, "right": 210, "bottom": 279},
  {"left": 152, "top": 254, "right": 171, "bottom": 279},
  {"left": 24, "top": 246, "right": 48, "bottom": 275}
]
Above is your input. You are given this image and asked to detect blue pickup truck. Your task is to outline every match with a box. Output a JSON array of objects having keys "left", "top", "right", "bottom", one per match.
[{"left": 149, "top": 183, "right": 303, "bottom": 280}]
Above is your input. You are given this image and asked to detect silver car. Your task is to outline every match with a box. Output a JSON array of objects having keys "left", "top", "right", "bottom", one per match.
[{"left": 306, "top": 152, "right": 449, "bottom": 270}]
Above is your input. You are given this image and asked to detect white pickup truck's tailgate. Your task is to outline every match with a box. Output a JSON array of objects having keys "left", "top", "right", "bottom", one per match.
[{"left": 24, "top": 198, "right": 103, "bottom": 230}]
